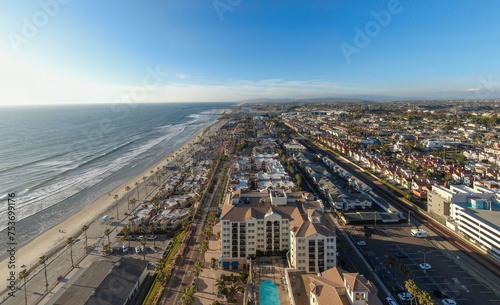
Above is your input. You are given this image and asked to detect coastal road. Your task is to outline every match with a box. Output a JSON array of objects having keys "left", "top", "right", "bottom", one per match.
[{"left": 160, "top": 157, "right": 229, "bottom": 305}]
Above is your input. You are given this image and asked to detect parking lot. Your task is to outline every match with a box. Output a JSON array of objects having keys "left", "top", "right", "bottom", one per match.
[
  {"left": 110, "top": 234, "right": 173, "bottom": 263},
  {"left": 346, "top": 225, "right": 500, "bottom": 305}
]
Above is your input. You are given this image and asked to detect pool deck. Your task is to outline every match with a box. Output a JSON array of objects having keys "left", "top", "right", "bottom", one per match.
[{"left": 249, "top": 257, "right": 290, "bottom": 305}]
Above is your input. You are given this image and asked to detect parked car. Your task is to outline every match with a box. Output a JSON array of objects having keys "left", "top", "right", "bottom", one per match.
[
  {"left": 122, "top": 244, "right": 128, "bottom": 253},
  {"left": 141, "top": 245, "right": 145, "bottom": 252},
  {"left": 396, "top": 251, "right": 408, "bottom": 258},
  {"left": 442, "top": 299, "right": 457, "bottom": 305},
  {"left": 419, "top": 263, "right": 432, "bottom": 270},
  {"left": 147, "top": 235, "right": 158, "bottom": 240},
  {"left": 135, "top": 246, "right": 141, "bottom": 253},
  {"left": 397, "top": 292, "right": 413, "bottom": 303},
  {"left": 386, "top": 296, "right": 398, "bottom": 305},
  {"left": 357, "top": 241, "right": 366, "bottom": 246}
]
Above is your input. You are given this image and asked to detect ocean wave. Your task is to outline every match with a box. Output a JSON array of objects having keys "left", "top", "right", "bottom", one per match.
[
  {"left": 0, "top": 152, "right": 68, "bottom": 174},
  {"left": 0, "top": 123, "right": 189, "bottom": 227}
]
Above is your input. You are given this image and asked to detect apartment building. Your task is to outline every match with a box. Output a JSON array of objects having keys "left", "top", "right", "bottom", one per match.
[
  {"left": 220, "top": 203, "right": 336, "bottom": 272},
  {"left": 428, "top": 184, "right": 500, "bottom": 258}
]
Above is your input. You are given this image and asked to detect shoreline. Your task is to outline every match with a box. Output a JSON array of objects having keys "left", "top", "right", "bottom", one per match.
[{"left": 0, "top": 116, "right": 224, "bottom": 289}]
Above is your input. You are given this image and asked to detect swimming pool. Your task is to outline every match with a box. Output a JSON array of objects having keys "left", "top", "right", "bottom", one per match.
[{"left": 260, "top": 280, "right": 280, "bottom": 305}]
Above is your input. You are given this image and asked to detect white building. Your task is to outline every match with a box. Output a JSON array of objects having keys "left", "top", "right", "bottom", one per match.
[{"left": 428, "top": 184, "right": 500, "bottom": 258}]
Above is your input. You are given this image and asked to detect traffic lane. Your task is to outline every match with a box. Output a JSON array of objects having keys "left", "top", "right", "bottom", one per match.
[{"left": 335, "top": 229, "right": 394, "bottom": 302}]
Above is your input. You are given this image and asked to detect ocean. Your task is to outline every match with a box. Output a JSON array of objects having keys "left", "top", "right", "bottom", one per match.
[{"left": 0, "top": 102, "right": 233, "bottom": 256}]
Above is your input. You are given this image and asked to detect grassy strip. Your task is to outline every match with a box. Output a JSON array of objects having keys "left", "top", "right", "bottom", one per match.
[
  {"left": 142, "top": 276, "right": 161, "bottom": 305},
  {"left": 141, "top": 229, "right": 187, "bottom": 305}
]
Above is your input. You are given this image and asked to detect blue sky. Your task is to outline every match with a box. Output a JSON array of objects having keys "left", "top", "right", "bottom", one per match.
[{"left": 1, "top": 0, "right": 500, "bottom": 104}]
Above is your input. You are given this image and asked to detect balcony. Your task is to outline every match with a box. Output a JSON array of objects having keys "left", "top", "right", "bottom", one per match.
[
  {"left": 266, "top": 222, "right": 272, "bottom": 227},
  {"left": 267, "top": 233, "right": 272, "bottom": 238},
  {"left": 232, "top": 234, "right": 238, "bottom": 239},
  {"left": 232, "top": 229, "right": 238, "bottom": 234},
  {"left": 232, "top": 223, "right": 238, "bottom": 228},
  {"left": 232, "top": 252, "right": 238, "bottom": 257},
  {"left": 232, "top": 246, "right": 238, "bottom": 251},
  {"left": 232, "top": 240, "right": 238, "bottom": 245},
  {"left": 240, "top": 229, "right": 246, "bottom": 234},
  {"left": 240, "top": 234, "right": 246, "bottom": 239},
  {"left": 266, "top": 239, "right": 272, "bottom": 244}
]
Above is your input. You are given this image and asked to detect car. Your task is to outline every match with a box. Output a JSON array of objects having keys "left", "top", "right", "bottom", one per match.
[
  {"left": 135, "top": 246, "right": 141, "bottom": 253},
  {"left": 433, "top": 291, "right": 447, "bottom": 299},
  {"left": 397, "top": 292, "right": 413, "bottom": 303},
  {"left": 138, "top": 235, "right": 144, "bottom": 240},
  {"left": 357, "top": 241, "right": 366, "bottom": 246},
  {"left": 442, "top": 299, "right": 457, "bottom": 305},
  {"left": 122, "top": 244, "right": 128, "bottom": 253},
  {"left": 141, "top": 245, "right": 145, "bottom": 252},
  {"left": 396, "top": 251, "right": 408, "bottom": 258},
  {"left": 386, "top": 296, "right": 398, "bottom": 305},
  {"left": 147, "top": 235, "right": 158, "bottom": 240},
  {"left": 419, "top": 263, "right": 431, "bottom": 270}
]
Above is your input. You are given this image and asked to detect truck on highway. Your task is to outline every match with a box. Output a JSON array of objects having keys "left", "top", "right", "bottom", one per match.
[{"left": 411, "top": 229, "right": 427, "bottom": 238}]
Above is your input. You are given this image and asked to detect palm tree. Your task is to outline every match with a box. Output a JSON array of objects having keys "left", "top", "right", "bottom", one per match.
[
  {"left": 226, "top": 285, "right": 238, "bottom": 303},
  {"left": 135, "top": 181, "right": 140, "bottom": 199},
  {"left": 104, "top": 228, "right": 111, "bottom": 248},
  {"left": 400, "top": 264, "right": 410, "bottom": 278},
  {"left": 182, "top": 219, "right": 191, "bottom": 231},
  {"left": 418, "top": 290, "right": 435, "bottom": 305},
  {"left": 188, "top": 207, "right": 195, "bottom": 219},
  {"left": 203, "top": 225, "right": 213, "bottom": 239},
  {"left": 405, "top": 279, "right": 420, "bottom": 305},
  {"left": 103, "top": 244, "right": 110, "bottom": 254},
  {"left": 148, "top": 225, "right": 156, "bottom": 248},
  {"left": 216, "top": 276, "right": 226, "bottom": 293},
  {"left": 141, "top": 236, "right": 147, "bottom": 260},
  {"left": 81, "top": 225, "right": 89, "bottom": 250},
  {"left": 19, "top": 269, "right": 30, "bottom": 305},
  {"left": 193, "top": 260, "right": 203, "bottom": 277},
  {"left": 200, "top": 240, "right": 209, "bottom": 257},
  {"left": 113, "top": 194, "right": 120, "bottom": 219},
  {"left": 125, "top": 186, "right": 131, "bottom": 204},
  {"left": 67, "top": 237, "right": 75, "bottom": 267},
  {"left": 150, "top": 170, "right": 155, "bottom": 184},
  {"left": 124, "top": 227, "right": 132, "bottom": 248},
  {"left": 207, "top": 212, "right": 216, "bottom": 225},
  {"left": 39, "top": 255, "right": 49, "bottom": 292},
  {"left": 181, "top": 285, "right": 195, "bottom": 305},
  {"left": 143, "top": 176, "right": 147, "bottom": 193},
  {"left": 386, "top": 255, "right": 398, "bottom": 279}
]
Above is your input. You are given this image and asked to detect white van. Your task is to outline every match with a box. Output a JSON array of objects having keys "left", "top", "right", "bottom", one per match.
[{"left": 411, "top": 229, "right": 427, "bottom": 238}]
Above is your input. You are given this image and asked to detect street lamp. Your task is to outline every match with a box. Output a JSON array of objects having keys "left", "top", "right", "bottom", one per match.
[
  {"left": 408, "top": 210, "right": 412, "bottom": 226},
  {"left": 418, "top": 250, "right": 432, "bottom": 272}
]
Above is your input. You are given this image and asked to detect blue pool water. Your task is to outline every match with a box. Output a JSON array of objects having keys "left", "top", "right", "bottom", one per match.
[{"left": 260, "top": 280, "right": 280, "bottom": 305}]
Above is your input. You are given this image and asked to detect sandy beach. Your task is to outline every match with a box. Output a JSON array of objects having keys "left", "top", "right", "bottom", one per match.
[{"left": 0, "top": 118, "right": 225, "bottom": 290}]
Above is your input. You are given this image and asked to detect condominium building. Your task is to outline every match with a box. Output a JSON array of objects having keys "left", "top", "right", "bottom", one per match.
[
  {"left": 219, "top": 202, "right": 336, "bottom": 273},
  {"left": 428, "top": 184, "right": 500, "bottom": 258}
]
